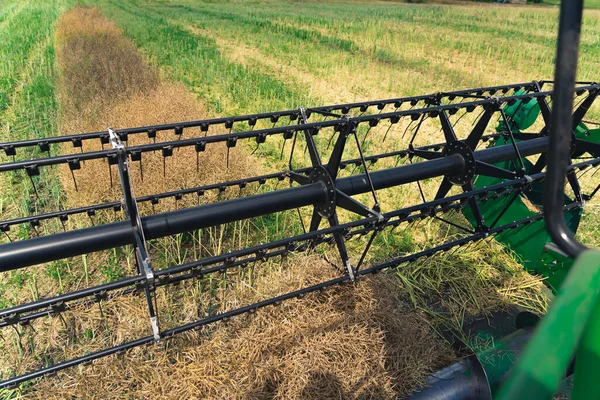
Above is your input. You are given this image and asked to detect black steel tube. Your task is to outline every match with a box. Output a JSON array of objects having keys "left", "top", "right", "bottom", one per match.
[
  {"left": 336, "top": 136, "right": 549, "bottom": 196},
  {"left": 408, "top": 355, "right": 493, "bottom": 400},
  {"left": 0, "top": 205, "right": 576, "bottom": 389},
  {"left": 337, "top": 154, "right": 464, "bottom": 195},
  {"left": 0, "top": 133, "right": 508, "bottom": 229},
  {"left": 142, "top": 183, "right": 327, "bottom": 239},
  {"left": 544, "top": 0, "right": 588, "bottom": 258},
  {"left": 0, "top": 184, "right": 328, "bottom": 271},
  {"left": 0, "top": 335, "right": 155, "bottom": 389},
  {"left": 6, "top": 86, "right": 600, "bottom": 174},
  {"left": 408, "top": 327, "right": 537, "bottom": 400},
  {"left": 7, "top": 162, "right": 567, "bottom": 324},
  {"left": 0, "top": 149, "right": 117, "bottom": 172},
  {"left": 0, "top": 275, "right": 140, "bottom": 317},
  {"left": 476, "top": 136, "right": 549, "bottom": 163},
  {"left": 0, "top": 222, "right": 135, "bottom": 269},
  {"left": 0, "top": 136, "right": 553, "bottom": 271}
]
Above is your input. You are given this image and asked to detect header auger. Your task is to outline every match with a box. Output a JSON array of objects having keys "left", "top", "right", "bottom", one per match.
[{"left": 0, "top": 75, "right": 599, "bottom": 394}]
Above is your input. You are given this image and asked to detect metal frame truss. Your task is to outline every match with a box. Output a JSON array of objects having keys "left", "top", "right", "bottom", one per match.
[{"left": 0, "top": 80, "right": 599, "bottom": 388}]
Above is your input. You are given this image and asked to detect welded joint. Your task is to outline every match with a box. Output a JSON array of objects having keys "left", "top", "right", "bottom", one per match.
[
  {"left": 298, "top": 106, "right": 308, "bottom": 120},
  {"left": 370, "top": 208, "right": 385, "bottom": 222}
]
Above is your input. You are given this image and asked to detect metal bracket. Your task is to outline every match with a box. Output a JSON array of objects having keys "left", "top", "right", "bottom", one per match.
[
  {"left": 310, "top": 166, "right": 336, "bottom": 219},
  {"left": 444, "top": 141, "right": 476, "bottom": 185},
  {"left": 108, "top": 127, "right": 160, "bottom": 341}
]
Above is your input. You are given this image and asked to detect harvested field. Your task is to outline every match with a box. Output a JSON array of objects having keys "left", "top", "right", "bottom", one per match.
[
  {"left": 1, "top": 1, "right": 599, "bottom": 399},
  {"left": 55, "top": 7, "right": 256, "bottom": 209}
]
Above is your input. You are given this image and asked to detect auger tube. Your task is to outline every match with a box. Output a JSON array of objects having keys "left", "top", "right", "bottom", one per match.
[{"left": 409, "top": 326, "right": 539, "bottom": 400}]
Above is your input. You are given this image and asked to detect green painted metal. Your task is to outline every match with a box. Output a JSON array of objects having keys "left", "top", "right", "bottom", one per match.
[
  {"left": 499, "top": 89, "right": 541, "bottom": 131},
  {"left": 465, "top": 139, "right": 581, "bottom": 290},
  {"left": 572, "top": 297, "right": 600, "bottom": 400},
  {"left": 496, "top": 250, "right": 600, "bottom": 400},
  {"left": 461, "top": 98, "right": 600, "bottom": 398},
  {"left": 472, "top": 327, "right": 534, "bottom": 394},
  {"left": 463, "top": 97, "right": 599, "bottom": 291}
]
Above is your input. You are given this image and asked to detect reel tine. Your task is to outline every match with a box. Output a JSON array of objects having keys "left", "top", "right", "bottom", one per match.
[
  {"left": 108, "top": 159, "right": 113, "bottom": 188},
  {"left": 59, "top": 214, "right": 68, "bottom": 232},
  {"left": 382, "top": 121, "right": 395, "bottom": 142},
  {"left": 25, "top": 166, "right": 42, "bottom": 202},
  {"left": 361, "top": 126, "right": 373, "bottom": 147},
  {"left": 131, "top": 151, "right": 143, "bottom": 181},
  {"left": 288, "top": 131, "right": 298, "bottom": 169},
  {"left": 30, "top": 222, "right": 39, "bottom": 237},
  {"left": 85, "top": 209, "right": 96, "bottom": 226},
  {"left": 162, "top": 145, "right": 173, "bottom": 177},
  {"left": 296, "top": 208, "right": 307, "bottom": 234},
  {"left": 327, "top": 131, "right": 336, "bottom": 150},
  {"left": 227, "top": 136, "right": 238, "bottom": 168},
  {"left": 279, "top": 138, "right": 286, "bottom": 160},
  {"left": 401, "top": 119, "right": 414, "bottom": 140}
]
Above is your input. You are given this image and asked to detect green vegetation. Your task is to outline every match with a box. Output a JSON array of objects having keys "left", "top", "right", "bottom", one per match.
[
  {"left": 0, "top": 0, "right": 70, "bottom": 223},
  {"left": 544, "top": 0, "right": 600, "bottom": 8},
  {"left": 86, "top": 0, "right": 599, "bottom": 118},
  {"left": 86, "top": 0, "right": 600, "bottom": 258},
  {"left": 0, "top": 0, "right": 71, "bottom": 338},
  {"left": 0, "top": 0, "right": 599, "bottom": 397}
]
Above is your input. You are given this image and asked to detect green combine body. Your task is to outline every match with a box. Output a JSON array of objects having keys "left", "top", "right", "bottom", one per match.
[
  {"left": 466, "top": 93, "right": 600, "bottom": 291},
  {"left": 412, "top": 94, "right": 600, "bottom": 400}
]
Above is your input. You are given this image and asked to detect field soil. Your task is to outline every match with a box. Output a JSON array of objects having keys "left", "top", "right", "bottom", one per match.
[{"left": 2, "top": 0, "right": 599, "bottom": 399}]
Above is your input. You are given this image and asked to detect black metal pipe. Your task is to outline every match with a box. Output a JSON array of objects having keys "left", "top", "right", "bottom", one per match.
[
  {"left": 337, "top": 154, "right": 464, "bottom": 195},
  {"left": 408, "top": 354, "right": 493, "bottom": 400},
  {"left": 0, "top": 133, "right": 508, "bottom": 229},
  {"left": 0, "top": 335, "right": 155, "bottom": 389},
  {"left": 475, "top": 136, "right": 549, "bottom": 163},
  {"left": 0, "top": 275, "right": 140, "bottom": 317},
  {"left": 0, "top": 171, "right": 540, "bottom": 323},
  {"left": 0, "top": 205, "right": 573, "bottom": 389},
  {"left": 0, "top": 136, "right": 551, "bottom": 271},
  {"left": 408, "top": 327, "right": 536, "bottom": 400},
  {"left": 544, "top": 0, "right": 588, "bottom": 258},
  {"left": 7, "top": 85, "right": 598, "bottom": 174},
  {"left": 336, "top": 136, "right": 549, "bottom": 196},
  {"left": 0, "top": 222, "right": 136, "bottom": 269},
  {"left": 0, "top": 184, "right": 328, "bottom": 271},
  {"left": 142, "top": 183, "right": 327, "bottom": 239},
  {"left": 0, "top": 149, "right": 117, "bottom": 172}
]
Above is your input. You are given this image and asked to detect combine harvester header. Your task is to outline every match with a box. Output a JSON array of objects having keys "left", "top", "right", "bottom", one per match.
[{"left": 0, "top": 1, "right": 599, "bottom": 397}]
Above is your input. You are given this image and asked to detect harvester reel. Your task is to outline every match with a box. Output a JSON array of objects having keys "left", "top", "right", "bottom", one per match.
[{"left": 0, "top": 80, "right": 599, "bottom": 388}]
